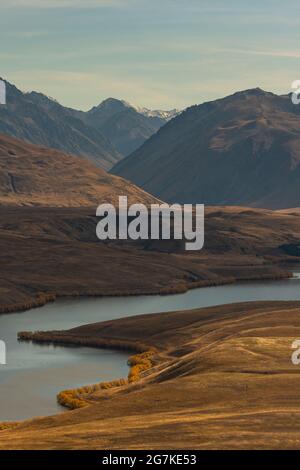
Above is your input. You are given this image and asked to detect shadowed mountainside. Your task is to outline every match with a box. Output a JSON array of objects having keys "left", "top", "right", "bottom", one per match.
[
  {"left": 86, "top": 98, "right": 167, "bottom": 156},
  {"left": 0, "top": 80, "right": 120, "bottom": 170},
  {"left": 3, "top": 301, "right": 300, "bottom": 449},
  {"left": 113, "top": 88, "right": 300, "bottom": 209},
  {"left": 0, "top": 80, "right": 173, "bottom": 168}
]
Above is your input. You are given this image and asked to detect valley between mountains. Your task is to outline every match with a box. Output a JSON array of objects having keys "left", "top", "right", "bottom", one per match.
[{"left": 1, "top": 87, "right": 300, "bottom": 449}]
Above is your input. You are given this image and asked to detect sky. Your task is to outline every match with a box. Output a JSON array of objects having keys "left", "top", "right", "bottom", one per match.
[{"left": 0, "top": 0, "right": 300, "bottom": 110}]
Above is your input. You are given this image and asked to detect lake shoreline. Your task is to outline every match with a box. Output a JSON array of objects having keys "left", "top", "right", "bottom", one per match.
[
  {"left": 0, "top": 267, "right": 293, "bottom": 316},
  {"left": 1, "top": 270, "right": 299, "bottom": 424},
  {"left": 3, "top": 300, "right": 300, "bottom": 449}
]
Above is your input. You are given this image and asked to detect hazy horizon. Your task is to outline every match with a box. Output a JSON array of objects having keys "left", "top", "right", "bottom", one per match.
[
  {"left": 2, "top": 76, "right": 288, "bottom": 112},
  {"left": 1, "top": 0, "right": 300, "bottom": 110}
]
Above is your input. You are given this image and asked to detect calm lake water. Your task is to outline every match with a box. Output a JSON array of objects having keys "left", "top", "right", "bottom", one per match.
[{"left": 1, "top": 273, "right": 300, "bottom": 421}]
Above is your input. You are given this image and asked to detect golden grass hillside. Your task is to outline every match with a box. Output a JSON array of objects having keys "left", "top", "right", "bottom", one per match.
[
  {"left": 0, "top": 133, "right": 157, "bottom": 207},
  {"left": 3, "top": 300, "right": 300, "bottom": 449}
]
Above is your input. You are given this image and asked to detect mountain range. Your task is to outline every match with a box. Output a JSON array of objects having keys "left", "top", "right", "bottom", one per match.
[
  {"left": 0, "top": 79, "right": 175, "bottom": 170},
  {"left": 132, "top": 106, "right": 179, "bottom": 121},
  {"left": 2, "top": 80, "right": 300, "bottom": 210},
  {"left": 85, "top": 98, "right": 174, "bottom": 156},
  {"left": 112, "top": 88, "right": 300, "bottom": 209}
]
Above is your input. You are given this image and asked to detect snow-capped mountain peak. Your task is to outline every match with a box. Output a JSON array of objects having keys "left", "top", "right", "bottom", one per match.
[{"left": 133, "top": 106, "right": 180, "bottom": 121}]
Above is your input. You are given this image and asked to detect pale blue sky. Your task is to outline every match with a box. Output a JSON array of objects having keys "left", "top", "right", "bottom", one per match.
[{"left": 1, "top": 0, "right": 299, "bottom": 110}]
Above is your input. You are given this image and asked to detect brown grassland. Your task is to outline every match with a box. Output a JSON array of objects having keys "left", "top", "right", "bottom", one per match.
[
  {"left": 2, "top": 134, "right": 300, "bottom": 449},
  {"left": 2, "top": 300, "right": 300, "bottom": 449},
  {"left": 1, "top": 204, "right": 300, "bottom": 313},
  {"left": 1, "top": 134, "right": 300, "bottom": 312},
  {"left": 1, "top": 187, "right": 300, "bottom": 448}
]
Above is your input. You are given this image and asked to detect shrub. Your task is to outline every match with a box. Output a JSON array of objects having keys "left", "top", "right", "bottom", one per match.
[{"left": 127, "top": 350, "right": 156, "bottom": 383}]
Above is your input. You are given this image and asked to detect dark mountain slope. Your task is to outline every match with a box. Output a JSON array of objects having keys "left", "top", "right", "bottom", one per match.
[
  {"left": 86, "top": 98, "right": 166, "bottom": 156},
  {"left": 112, "top": 88, "right": 300, "bottom": 209},
  {"left": 0, "top": 80, "right": 120, "bottom": 170},
  {"left": 0, "top": 80, "right": 174, "bottom": 169}
]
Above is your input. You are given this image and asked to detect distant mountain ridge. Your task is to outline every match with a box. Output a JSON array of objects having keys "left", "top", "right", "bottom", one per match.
[
  {"left": 133, "top": 106, "right": 180, "bottom": 121},
  {"left": 0, "top": 79, "right": 177, "bottom": 169},
  {"left": 85, "top": 97, "right": 170, "bottom": 156},
  {"left": 112, "top": 88, "right": 300, "bottom": 209},
  {"left": 0, "top": 80, "right": 120, "bottom": 170}
]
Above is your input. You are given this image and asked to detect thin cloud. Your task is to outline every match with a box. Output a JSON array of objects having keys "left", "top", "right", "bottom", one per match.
[
  {"left": 217, "top": 47, "right": 300, "bottom": 60},
  {"left": 2, "top": 0, "right": 131, "bottom": 8},
  {"left": 5, "top": 31, "right": 49, "bottom": 38},
  {"left": 7, "top": 70, "right": 175, "bottom": 110}
]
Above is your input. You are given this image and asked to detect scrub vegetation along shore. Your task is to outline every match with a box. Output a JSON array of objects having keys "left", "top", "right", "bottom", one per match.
[
  {"left": 56, "top": 350, "right": 157, "bottom": 410},
  {"left": 18, "top": 331, "right": 158, "bottom": 410},
  {"left": 3, "top": 301, "right": 300, "bottom": 449},
  {"left": 1, "top": 205, "right": 300, "bottom": 314}
]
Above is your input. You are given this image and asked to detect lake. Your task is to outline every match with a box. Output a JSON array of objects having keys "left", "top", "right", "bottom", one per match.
[{"left": 1, "top": 273, "right": 300, "bottom": 421}]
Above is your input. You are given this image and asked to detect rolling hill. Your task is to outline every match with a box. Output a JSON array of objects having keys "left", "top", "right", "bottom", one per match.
[
  {"left": 3, "top": 300, "right": 300, "bottom": 449},
  {"left": 112, "top": 88, "right": 300, "bottom": 209},
  {"left": 0, "top": 134, "right": 157, "bottom": 207}
]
